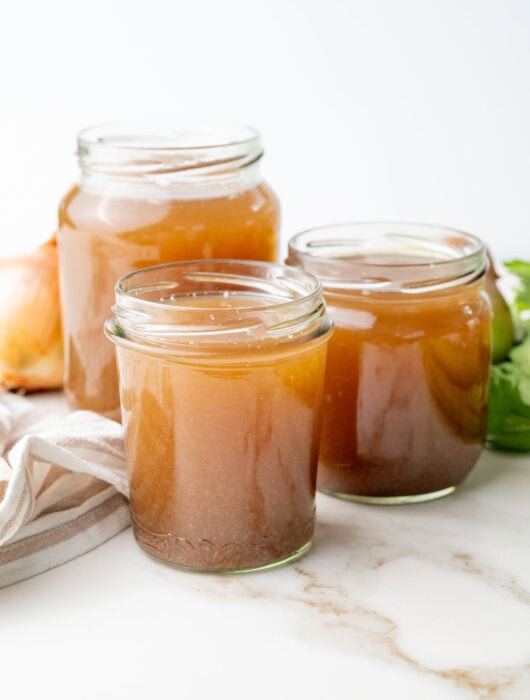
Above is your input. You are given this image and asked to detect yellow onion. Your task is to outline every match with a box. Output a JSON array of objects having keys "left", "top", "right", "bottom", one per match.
[{"left": 0, "top": 237, "right": 63, "bottom": 390}]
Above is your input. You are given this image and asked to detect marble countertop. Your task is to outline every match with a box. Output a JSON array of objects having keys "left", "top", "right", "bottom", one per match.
[{"left": 1, "top": 446, "right": 529, "bottom": 699}]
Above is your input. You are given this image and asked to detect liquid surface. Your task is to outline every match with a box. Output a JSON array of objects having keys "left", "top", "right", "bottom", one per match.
[
  {"left": 318, "top": 282, "right": 491, "bottom": 497},
  {"left": 117, "top": 337, "right": 328, "bottom": 571},
  {"left": 57, "top": 182, "right": 280, "bottom": 417}
]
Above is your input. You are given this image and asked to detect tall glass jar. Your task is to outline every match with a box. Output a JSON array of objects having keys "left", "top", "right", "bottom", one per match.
[
  {"left": 105, "top": 260, "right": 332, "bottom": 572},
  {"left": 58, "top": 121, "right": 280, "bottom": 419},
  {"left": 287, "top": 223, "right": 492, "bottom": 504}
]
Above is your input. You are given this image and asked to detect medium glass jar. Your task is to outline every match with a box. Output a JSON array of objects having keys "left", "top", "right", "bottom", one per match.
[
  {"left": 287, "top": 223, "right": 491, "bottom": 504},
  {"left": 105, "top": 260, "right": 332, "bottom": 572},
  {"left": 58, "top": 121, "right": 280, "bottom": 419}
]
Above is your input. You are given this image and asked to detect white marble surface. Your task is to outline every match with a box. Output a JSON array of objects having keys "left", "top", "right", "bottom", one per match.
[{"left": 1, "top": 439, "right": 529, "bottom": 699}]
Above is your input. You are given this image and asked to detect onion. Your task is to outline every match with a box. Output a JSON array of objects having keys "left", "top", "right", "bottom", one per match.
[{"left": 0, "top": 237, "right": 63, "bottom": 391}]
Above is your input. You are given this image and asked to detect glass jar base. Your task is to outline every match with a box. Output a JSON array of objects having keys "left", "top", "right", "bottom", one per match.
[
  {"left": 319, "top": 486, "right": 456, "bottom": 505},
  {"left": 134, "top": 530, "right": 314, "bottom": 574}
]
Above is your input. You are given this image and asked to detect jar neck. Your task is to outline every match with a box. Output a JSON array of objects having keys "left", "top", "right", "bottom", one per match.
[
  {"left": 287, "top": 223, "right": 488, "bottom": 295},
  {"left": 105, "top": 260, "right": 331, "bottom": 356},
  {"left": 77, "top": 120, "right": 264, "bottom": 199}
]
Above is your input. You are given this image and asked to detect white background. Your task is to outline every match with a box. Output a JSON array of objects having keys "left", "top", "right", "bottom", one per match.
[
  {"left": 1, "top": 0, "right": 530, "bottom": 261},
  {"left": 2, "top": 5, "right": 530, "bottom": 698}
]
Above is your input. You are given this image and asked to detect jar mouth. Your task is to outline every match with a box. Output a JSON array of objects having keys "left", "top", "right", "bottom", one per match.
[
  {"left": 78, "top": 120, "right": 263, "bottom": 182},
  {"left": 79, "top": 120, "right": 260, "bottom": 151},
  {"left": 287, "top": 222, "right": 488, "bottom": 294},
  {"left": 106, "top": 260, "right": 331, "bottom": 354}
]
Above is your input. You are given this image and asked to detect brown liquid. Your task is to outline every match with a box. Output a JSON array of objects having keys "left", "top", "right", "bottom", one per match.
[
  {"left": 115, "top": 310, "right": 328, "bottom": 571},
  {"left": 318, "top": 280, "right": 491, "bottom": 498},
  {"left": 57, "top": 183, "right": 280, "bottom": 418}
]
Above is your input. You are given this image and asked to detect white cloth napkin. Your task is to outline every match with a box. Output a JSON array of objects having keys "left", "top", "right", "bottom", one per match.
[{"left": 0, "top": 392, "right": 130, "bottom": 588}]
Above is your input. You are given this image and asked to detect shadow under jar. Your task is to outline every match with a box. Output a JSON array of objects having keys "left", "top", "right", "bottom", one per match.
[
  {"left": 105, "top": 260, "right": 332, "bottom": 572},
  {"left": 58, "top": 121, "right": 280, "bottom": 419},
  {"left": 286, "top": 223, "right": 492, "bottom": 504}
]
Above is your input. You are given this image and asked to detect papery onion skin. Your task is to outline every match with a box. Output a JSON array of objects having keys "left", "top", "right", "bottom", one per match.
[{"left": 0, "top": 237, "right": 64, "bottom": 391}]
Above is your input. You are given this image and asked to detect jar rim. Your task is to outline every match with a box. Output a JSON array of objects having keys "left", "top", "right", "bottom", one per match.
[
  {"left": 78, "top": 120, "right": 261, "bottom": 152},
  {"left": 106, "top": 260, "right": 331, "bottom": 355},
  {"left": 287, "top": 222, "right": 487, "bottom": 294},
  {"left": 77, "top": 120, "right": 264, "bottom": 184}
]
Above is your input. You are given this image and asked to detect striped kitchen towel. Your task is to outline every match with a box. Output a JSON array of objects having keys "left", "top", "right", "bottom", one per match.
[{"left": 0, "top": 392, "right": 130, "bottom": 588}]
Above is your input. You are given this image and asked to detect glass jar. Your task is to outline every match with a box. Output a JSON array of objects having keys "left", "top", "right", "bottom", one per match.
[
  {"left": 287, "top": 223, "right": 491, "bottom": 504},
  {"left": 105, "top": 260, "right": 332, "bottom": 572},
  {"left": 58, "top": 121, "right": 280, "bottom": 419}
]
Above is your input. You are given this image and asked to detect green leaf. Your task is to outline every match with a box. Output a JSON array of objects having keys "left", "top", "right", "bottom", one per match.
[
  {"left": 487, "top": 311, "right": 530, "bottom": 451},
  {"left": 487, "top": 259, "right": 530, "bottom": 452},
  {"left": 504, "top": 260, "right": 530, "bottom": 320},
  {"left": 487, "top": 363, "right": 530, "bottom": 451},
  {"left": 509, "top": 335, "right": 530, "bottom": 376}
]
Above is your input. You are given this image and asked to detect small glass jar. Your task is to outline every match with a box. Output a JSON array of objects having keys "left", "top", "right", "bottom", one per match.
[
  {"left": 105, "top": 260, "right": 332, "bottom": 572},
  {"left": 287, "top": 223, "right": 491, "bottom": 504},
  {"left": 58, "top": 121, "right": 280, "bottom": 419}
]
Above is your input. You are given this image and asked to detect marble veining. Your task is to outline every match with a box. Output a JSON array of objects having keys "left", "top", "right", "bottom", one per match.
[
  {"left": 182, "top": 449, "right": 530, "bottom": 699},
  {"left": 2, "top": 393, "right": 529, "bottom": 698}
]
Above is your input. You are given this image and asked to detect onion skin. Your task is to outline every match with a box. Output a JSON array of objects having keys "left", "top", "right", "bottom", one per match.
[{"left": 0, "top": 237, "right": 63, "bottom": 391}]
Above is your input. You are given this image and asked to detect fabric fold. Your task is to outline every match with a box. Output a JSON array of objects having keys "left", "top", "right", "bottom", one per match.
[{"left": 0, "top": 392, "right": 130, "bottom": 589}]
